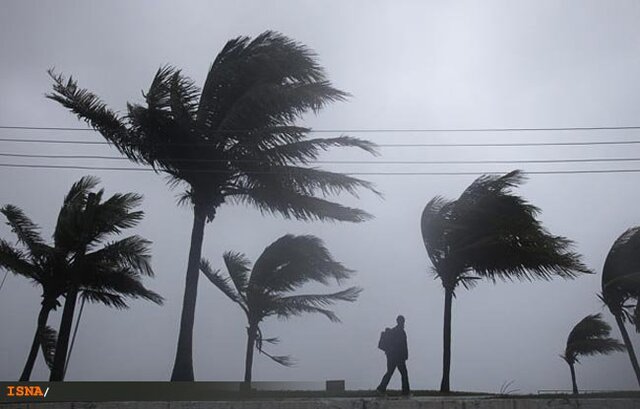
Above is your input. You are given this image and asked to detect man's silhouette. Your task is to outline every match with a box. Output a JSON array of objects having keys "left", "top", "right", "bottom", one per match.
[{"left": 377, "top": 315, "right": 410, "bottom": 396}]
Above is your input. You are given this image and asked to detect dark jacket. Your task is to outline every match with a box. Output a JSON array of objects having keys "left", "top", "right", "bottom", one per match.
[{"left": 386, "top": 325, "right": 408, "bottom": 361}]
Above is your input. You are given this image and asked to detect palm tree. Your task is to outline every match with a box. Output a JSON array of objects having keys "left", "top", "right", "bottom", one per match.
[
  {"left": 420, "top": 170, "right": 591, "bottom": 392},
  {"left": 562, "top": 313, "right": 625, "bottom": 394},
  {"left": 0, "top": 206, "right": 61, "bottom": 380},
  {"left": 47, "top": 31, "right": 379, "bottom": 381},
  {"left": 200, "top": 234, "right": 361, "bottom": 388},
  {"left": 47, "top": 176, "right": 164, "bottom": 381},
  {"left": 601, "top": 226, "right": 640, "bottom": 386},
  {"left": 0, "top": 177, "right": 164, "bottom": 381}
]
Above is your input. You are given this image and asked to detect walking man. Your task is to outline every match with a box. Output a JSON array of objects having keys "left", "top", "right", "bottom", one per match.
[{"left": 377, "top": 315, "right": 410, "bottom": 396}]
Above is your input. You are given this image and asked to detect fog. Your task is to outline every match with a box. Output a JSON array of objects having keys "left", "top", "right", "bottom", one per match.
[{"left": 1, "top": 0, "right": 639, "bottom": 393}]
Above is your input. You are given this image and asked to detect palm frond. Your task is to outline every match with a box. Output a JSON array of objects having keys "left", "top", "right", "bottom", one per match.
[
  {"left": 62, "top": 176, "right": 100, "bottom": 205},
  {"left": 231, "top": 187, "right": 373, "bottom": 222},
  {"left": 250, "top": 235, "right": 354, "bottom": 293},
  {"left": 259, "top": 350, "right": 296, "bottom": 367},
  {"left": 1, "top": 205, "right": 47, "bottom": 256},
  {"left": 564, "top": 313, "right": 625, "bottom": 364},
  {"left": 237, "top": 166, "right": 381, "bottom": 199},
  {"left": 0, "top": 239, "right": 41, "bottom": 281},
  {"left": 421, "top": 196, "right": 453, "bottom": 267},
  {"left": 47, "top": 70, "right": 145, "bottom": 163},
  {"left": 85, "top": 236, "right": 153, "bottom": 277},
  {"left": 223, "top": 251, "right": 251, "bottom": 295},
  {"left": 81, "top": 268, "right": 164, "bottom": 306},
  {"left": 260, "top": 136, "right": 379, "bottom": 165},
  {"left": 602, "top": 227, "right": 640, "bottom": 305},
  {"left": 276, "top": 287, "right": 362, "bottom": 309},
  {"left": 80, "top": 289, "right": 128, "bottom": 309},
  {"left": 200, "top": 258, "right": 242, "bottom": 305},
  {"left": 218, "top": 81, "right": 348, "bottom": 132},
  {"left": 272, "top": 299, "right": 340, "bottom": 322},
  {"left": 197, "top": 31, "right": 332, "bottom": 132},
  {"left": 39, "top": 325, "right": 58, "bottom": 370},
  {"left": 269, "top": 287, "right": 361, "bottom": 322}
]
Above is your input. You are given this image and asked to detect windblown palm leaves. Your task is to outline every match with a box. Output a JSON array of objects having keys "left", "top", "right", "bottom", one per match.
[
  {"left": 200, "top": 234, "right": 361, "bottom": 386},
  {"left": 48, "top": 31, "right": 378, "bottom": 380},
  {"left": 421, "top": 170, "right": 591, "bottom": 392},
  {"left": 0, "top": 176, "right": 163, "bottom": 381},
  {"left": 601, "top": 226, "right": 640, "bottom": 386},
  {"left": 562, "top": 313, "right": 624, "bottom": 394}
]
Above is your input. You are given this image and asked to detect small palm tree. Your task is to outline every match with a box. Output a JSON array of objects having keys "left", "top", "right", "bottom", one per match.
[
  {"left": 200, "top": 234, "right": 361, "bottom": 388},
  {"left": 48, "top": 31, "right": 379, "bottom": 381},
  {"left": 421, "top": 170, "right": 591, "bottom": 392},
  {"left": 0, "top": 177, "right": 164, "bottom": 381},
  {"left": 562, "top": 313, "right": 625, "bottom": 394},
  {"left": 601, "top": 226, "right": 640, "bottom": 386},
  {"left": 47, "top": 176, "right": 164, "bottom": 381}
]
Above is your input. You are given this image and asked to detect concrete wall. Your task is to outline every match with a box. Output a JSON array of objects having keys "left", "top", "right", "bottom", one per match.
[{"left": 0, "top": 398, "right": 639, "bottom": 409}]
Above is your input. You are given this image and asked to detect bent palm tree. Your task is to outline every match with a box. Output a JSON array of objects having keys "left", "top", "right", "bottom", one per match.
[
  {"left": 48, "top": 31, "right": 379, "bottom": 381},
  {"left": 421, "top": 170, "right": 591, "bottom": 392},
  {"left": 562, "top": 313, "right": 625, "bottom": 394},
  {"left": 48, "top": 176, "right": 164, "bottom": 380},
  {"left": 200, "top": 235, "right": 361, "bottom": 387},
  {"left": 601, "top": 226, "right": 640, "bottom": 386}
]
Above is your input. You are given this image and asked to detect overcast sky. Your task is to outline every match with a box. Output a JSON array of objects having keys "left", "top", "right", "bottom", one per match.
[{"left": 1, "top": 0, "right": 640, "bottom": 393}]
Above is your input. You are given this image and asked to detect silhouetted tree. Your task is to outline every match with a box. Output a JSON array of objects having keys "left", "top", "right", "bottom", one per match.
[
  {"left": 1, "top": 177, "right": 164, "bottom": 381},
  {"left": 420, "top": 170, "right": 591, "bottom": 392},
  {"left": 601, "top": 226, "right": 640, "bottom": 386},
  {"left": 47, "top": 31, "right": 379, "bottom": 381},
  {"left": 48, "top": 176, "right": 164, "bottom": 381},
  {"left": 562, "top": 313, "right": 625, "bottom": 394},
  {"left": 201, "top": 234, "right": 361, "bottom": 388}
]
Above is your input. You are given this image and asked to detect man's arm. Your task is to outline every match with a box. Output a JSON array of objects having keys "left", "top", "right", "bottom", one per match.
[{"left": 401, "top": 330, "right": 408, "bottom": 361}]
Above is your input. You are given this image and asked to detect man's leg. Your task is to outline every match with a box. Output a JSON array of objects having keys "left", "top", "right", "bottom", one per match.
[
  {"left": 397, "top": 361, "right": 410, "bottom": 395},
  {"left": 376, "top": 356, "right": 396, "bottom": 392}
]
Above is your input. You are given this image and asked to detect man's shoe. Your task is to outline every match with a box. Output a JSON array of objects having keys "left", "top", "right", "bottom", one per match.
[{"left": 375, "top": 388, "right": 387, "bottom": 397}]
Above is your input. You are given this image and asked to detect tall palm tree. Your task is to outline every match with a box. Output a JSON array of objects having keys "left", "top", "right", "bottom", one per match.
[
  {"left": 48, "top": 176, "right": 164, "bottom": 381},
  {"left": 420, "top": 170, "right": 591, "bottom": 392},
  {"left": 200, "top": 234, "right": 361, "bottom": 388},
  {"left": 0, "top": 206, "right": 61, "bottom": 380},
  {"left": 601, "top": 226, "right": 640, "bottom": 386},
  {"left": 47, "top": 31, "right": 379, "bottom": 381},
  {"left": 562, "top": 313, "right": 625, "bottom": 394}
]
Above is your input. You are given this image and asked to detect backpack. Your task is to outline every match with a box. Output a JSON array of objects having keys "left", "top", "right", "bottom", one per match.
[{"left": 378, "top": 327, "right": 392, "bottom": 352}]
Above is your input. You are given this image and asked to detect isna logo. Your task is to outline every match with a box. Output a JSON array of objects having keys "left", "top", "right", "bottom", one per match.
[{"left": 6, "top": 385, "right": 50, "bottom": 398}]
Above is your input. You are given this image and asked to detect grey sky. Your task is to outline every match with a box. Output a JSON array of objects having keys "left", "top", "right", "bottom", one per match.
[{"left": 1, "top": 0, "right": 640, "bottom": 393}]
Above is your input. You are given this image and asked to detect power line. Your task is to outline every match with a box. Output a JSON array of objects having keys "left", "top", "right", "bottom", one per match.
[
  {"left": 1, "top": 162, "right": 640, "bottom": 175},
  {"left": 4, "top": 125, "right": 640, "bottom": 133},
  {"left": 2, "top": 152, "right": 640, "bottom": 165},
  {"left": 2, "top": 137, "right": 640, "bottom": 148}
]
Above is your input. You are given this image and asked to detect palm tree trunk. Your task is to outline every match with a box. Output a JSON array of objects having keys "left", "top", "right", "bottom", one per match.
[
  {"left": 614, "top": 313, "right": 640, "bottom": 386},
  {"left": 50, "top": 289, "right": 78, "bottom": 381},
  {"left": 171, "top": 202, "right": 207, "bottom": 381},
  {"left": 440, "top": 288, "right": 453, "bottom": 393},
  {"left": 569, "top": 362, "right": 578, "bottom": 394},
  {"left": 243, "top": 324, "right": 258, "bottom": 388},
  {"left": 19, "top": 305, "right": 51, "bottom": 381}
]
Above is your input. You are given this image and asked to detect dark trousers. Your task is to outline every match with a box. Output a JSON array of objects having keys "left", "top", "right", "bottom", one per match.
[{"left": 377, "top": 355, "right": 410, "bottom": 394}]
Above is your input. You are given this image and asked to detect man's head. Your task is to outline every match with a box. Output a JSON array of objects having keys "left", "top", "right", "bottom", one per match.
[{"left": 396, "top": 315, "right": 405, "bottom": 328}]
